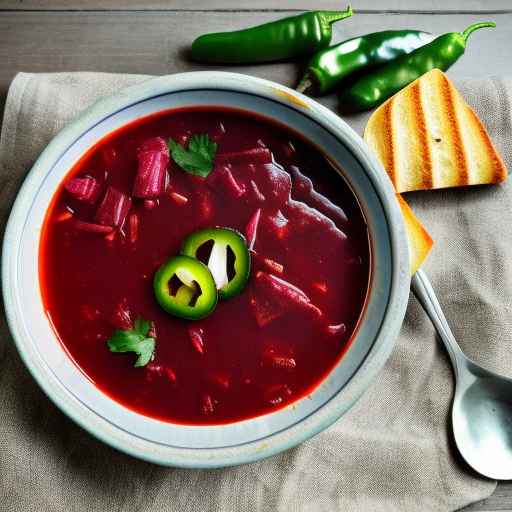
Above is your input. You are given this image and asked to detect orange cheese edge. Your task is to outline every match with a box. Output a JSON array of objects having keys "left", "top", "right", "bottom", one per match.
[{"left": 396, "top": 194, "right": 433, "bottom": 274}]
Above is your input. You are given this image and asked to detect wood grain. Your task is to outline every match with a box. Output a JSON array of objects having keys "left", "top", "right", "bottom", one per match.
[
  {"left": 1, "top": 0, "right": 511, "bottom": 12},
  {"left": 464, "top": 482, "right": 512, "bottom": 511},
  {"left": 0, "top": 5, "right": 511, "bottom": 512},
  {"left": 1, "top": 11, "right": 510, "bottom": 124}
]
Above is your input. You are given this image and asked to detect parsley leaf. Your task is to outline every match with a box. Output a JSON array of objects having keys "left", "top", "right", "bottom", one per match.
[
  {"left": 107, "top": 316, "right": 155, "bottom": 367},
  {"left": 168, "top": 134, "right": 218, "bottom": 177}
]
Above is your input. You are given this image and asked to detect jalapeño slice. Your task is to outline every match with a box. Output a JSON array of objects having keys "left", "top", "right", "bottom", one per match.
[
  {"left": 153, "top": 255, "right": 217, "bottom": 320},
  {"left": 181, "top": 227, "right": 251, "bottom": 299}
]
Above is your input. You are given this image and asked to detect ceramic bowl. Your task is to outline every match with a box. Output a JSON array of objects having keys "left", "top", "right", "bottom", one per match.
[{"left": 2, "top": 72, "right": 410, "bottom": 467}]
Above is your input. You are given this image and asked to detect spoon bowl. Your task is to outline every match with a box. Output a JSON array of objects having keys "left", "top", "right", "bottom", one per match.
[
  {"left": 453, "top": 363, "right": 512, "bottom": 479},
  {"left": 412, "top": 269, "right": 512, "bottom": 480}
]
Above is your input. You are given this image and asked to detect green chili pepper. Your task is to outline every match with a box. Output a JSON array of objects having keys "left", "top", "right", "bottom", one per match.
[
  {"left": 297, "top": 30, "right": 434, "bottom": 97},
  {"left": 338, "top": 22, "right": 495, "bottom": 112},
  {"left": 153, "top": 255, "right": 218, "bottom": 320},
  {"left": 181, "top": 228, "right": 251, "bottom": 300},
  {"left": 191, "top": 6, "right": 353, "bottom": 64}
]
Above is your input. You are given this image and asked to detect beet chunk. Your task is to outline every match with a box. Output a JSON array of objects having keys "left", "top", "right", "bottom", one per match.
[
  {"left": 245, "top": 208, "right": 261, "bottom": 251},
  {"left": 216, "top": 147, "right": 272, "bottom": 165},
  {"left": 74, "top": 220, "right": 114, "bottom": 234},
  {"left": 133, "top": 137, "right": 170, "bottom": 198},
  {"left": 64, "top": 177, "right": 101, "bottom": 204},
  {"left": 95, "top": 186, "right": 132, "bottom": 227}
]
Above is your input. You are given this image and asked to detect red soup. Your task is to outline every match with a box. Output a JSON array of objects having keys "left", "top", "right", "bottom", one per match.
[{"left": 39, "top": 107, "right": 371, "bottom": 425}]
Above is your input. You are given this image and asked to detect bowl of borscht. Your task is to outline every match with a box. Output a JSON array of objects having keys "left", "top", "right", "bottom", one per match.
[{"left": 2, "top": 72, "right": 410, "bottom": 467}]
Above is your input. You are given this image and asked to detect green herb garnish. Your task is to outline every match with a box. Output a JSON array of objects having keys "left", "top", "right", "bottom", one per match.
[
  {"left": 168, "top": 134, "right": 218, "bottom": 178},
  {"left": 107, "top": 317, "right": 155, "bottom": 367}
]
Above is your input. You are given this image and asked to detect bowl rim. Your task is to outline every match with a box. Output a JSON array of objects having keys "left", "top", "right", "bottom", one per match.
[{"left": 2, "top": 71, "right": 410, "bottom": 467}]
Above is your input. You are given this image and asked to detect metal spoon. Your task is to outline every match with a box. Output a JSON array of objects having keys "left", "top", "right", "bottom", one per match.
[{"left": 411, "top": 269, "right": 512, "bottom": 480}]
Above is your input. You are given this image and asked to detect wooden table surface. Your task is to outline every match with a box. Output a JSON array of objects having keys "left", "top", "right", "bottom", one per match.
[{"left": 1, "top": 1, "right": 511, "bottom": 510}]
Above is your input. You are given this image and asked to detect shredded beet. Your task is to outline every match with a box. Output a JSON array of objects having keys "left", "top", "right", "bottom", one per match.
[
  {"left": 250, "top": 180, "right": 265, "bottom": 202},
  {"left": 224, "top": 168, "right": 246, "bottom": 197},
  {"left": 263, "top": 348, "right": 296, "bottom": 370},
  {"left": 211, "top": 122, "right": 226, "bottom": 141},
  {"left": 313, "top": 282, "right": 328, "bottom": 294},
  {"left": 216, "top": 147, "right": 272, "bottom": 165},
  {"left": 128, "top": 213, "right": 139, "bottom": 244},
  {"left": 145, "top": 362, "right": 176, "bottom": 384},
  {"left": 145, "top": 362, "right": 164, "bottom": 381},
  {"left": 109, "top": 300, "right": 132, "bottom": 330},
  {"left": 164, "top": 170, "right": 170, "bottom": 192},
  {"left": 326, "top": 323, "right": 347, "bottom": 336},
  {"left": 254, "top": 271, "right": 322, "bottom": 322},
  {"left": 95, "top": 186, "right": 132, "bottom": 227},
  {"left": 264, "top": 384, "right": 292, "bottom": 406},
  {"left": 209, "top": 373, "right": 230, "bottom": 390},
  {"left": 104, "top": 231, "right": 116, "bottom": 242},
  {"left": 280, "top": 141, "right": 296, "bottom": 158},
  {"left": 74, "top": 220, "right": 114, "bottom": 234},
  {"left": 169, "top": 191, "right": 189, "bottom": 205},
  {"left": 54, "top": 210, "right": 74, "bottom": 223},
  {"left": 188, "top": 326, "right": 205, "bottom": 355},
  {"left": 252, "top": 252, "right": 284, "bottom": 274},
  {"left": 211, "top": 166, "right": 246, "bottom": 198},
  {"left": 262, "top": 257, "right": 284, "bottom": 274},
  {"left": 270, "top": 356, "right": 296, "bottom": 370},
  {"left": 260, "top": 273, "right": 306, "bottom": 303},
  {"left": 290, "top": 166, "right": 348, "bottom": 226},
  {"left": 64, "top": 177, "right": 102, "bottom": 204},
  {"left": 133, "top": 137, "right": 170, "bottom": 198},
  {"left": 165, "top": 367, "right": 177, "bottom": 383},
  {"left": 201, "top": 394, "right": 215, "bottom": 415},
  {"left": 245, "top": 208, "right": 261, "bottom": 251}
]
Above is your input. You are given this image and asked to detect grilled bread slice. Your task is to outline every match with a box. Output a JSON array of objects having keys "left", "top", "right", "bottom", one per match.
[
  {"left": 364, "top": 69, "right": 507, "bottom": 193},
  {"left": 396, "top": 194, "right": 433, "bottom": 274}
]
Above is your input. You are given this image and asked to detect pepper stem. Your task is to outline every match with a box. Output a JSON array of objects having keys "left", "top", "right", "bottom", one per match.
[
  {"left": 319, "top": 5, "right": 353, "bottom": 26},
  {"left": 296, "top": 75, "right": 314, "bottom": 95},
  {"left": 461, "top": 21, "right": 496, "bottom": 42}
]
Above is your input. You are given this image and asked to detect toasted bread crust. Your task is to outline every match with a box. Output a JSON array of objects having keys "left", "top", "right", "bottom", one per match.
[
  {"left": 466, "top": 106, "right": 508, "bottom": 183},
  {"left": 364, "top": 69, "right": 507, "bottom": 193}
]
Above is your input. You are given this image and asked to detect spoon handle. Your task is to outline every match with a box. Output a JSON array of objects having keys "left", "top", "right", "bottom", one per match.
[{"left": 411, "top": 269, "right": 466, "bottom": 376}]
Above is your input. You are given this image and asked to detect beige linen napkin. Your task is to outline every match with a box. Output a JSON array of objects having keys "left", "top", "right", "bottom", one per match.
[{"left": 1, "top": 72, "right": 511, "bottom": 512}]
